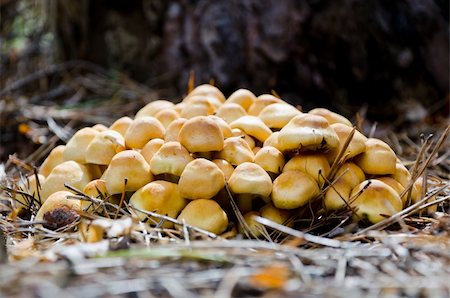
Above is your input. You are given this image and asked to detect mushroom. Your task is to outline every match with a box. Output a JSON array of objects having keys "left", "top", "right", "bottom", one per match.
[
  {"left": 216, "top": 136, "right": 255, "bottom": 166},
  {"left": 283, "top": 153, "right": 331, "bottom": 186},
  {"left": 177, "top": 199, "right": 228, "bottom": 234},
  {"left": 260, "top": 202, "right": 292, "bottom": 226},
  {"left": 230, "top": 116, "right": 272, "bottom": 143},
  {"left": 215, "top": 103, "right": 247, "bottom": 124},
  {"left": 254, "top": 146, "right": 285, "bottom": 179},
  {"left": 150, "top": 141, "right": 194, "bottom": 182},
  {"left": 180, "top": 96, "right": 216, "bottom": 118},
  {"left": 271, "top": 170, "right": 319, "bottom": 209},
  {"left": 41, "top": 161, "right": 96, "bottom": 201},
  {"left": 101, "top": 150, "right": 153, "bottom": 195},
  {"left": 178, "top": 158, "right": 225, "bottom": 200},
  {"left": 39, "top": 145, "right": 65, "bottom": 177},
  {"left": 164, "top": 118, "right": 187, "bottom": 142},
  {"left": 248, "top": 94, "right": 283, "bottom": 116},
  {"left": 226, "top": 89, "right": 256, "bottom": 111},
  {"left": 375, "top": 177, "right": 407, "bottom": 206},
  {"left": 228, "top": 162, "right": 272, "bottom": 212},
  {"left": 263, "top": 131, "right": 282, "bottom": 151},
  {"left": 208, "top": 115, "right": 233, "bottom": 138},
  {"left": 354, "top": 138, "right": 396, "bottom": 175},
  {"left": 231, "top": 128, "right": 256, "bottom": 149},
  {"left": 308, "top": 108, "right": 352, "bottom": 127},
  {"left": 109, "top": 116, "right": 133, "bottom": 137},
  {"left": 258, "top": 103, "right": 301, "bottom": 130},
  {"left": 187, "top": 84, "right": 226, "bottom": 103},
  {"left": 91, "top": 124, "right": 108, "bottom": 132},
  {"left": 350, "top": 179, "right": 402, "bottom": 224},
  {"left": 278, "top": 113, "right": 339, "bottom": 152},
  {"left": 35, "top": 191, "right": 81, "bottom": 230},
  {"left": 124, "top": 116, "right": 165, "bottom": 149},
  {"left": 135, "top": 100, "right": 175, "bottom": 118},
  {"left": 155, "top": 108, "right": 180, "bottom": 129},
  {"left": 140, "top": 138, "right": 165, "bottom": 165},
  {"left": 63, "top": 127, "right": 99, "bottom": 163},
  {"left": 81, "top": 179, "right": 109, "bottom": 212},
  {"left": 85, "top": 130, "right": 126, "bottom": 166},
  {"left": 325, "top": 123, "right": 367, "bottom": 163},
  {"left": 178, "top": 116, "right": 224, "bottom": 158},
  {"left": 129, "top": 181, "right": 187, "bottom": 228},
  {"left": 211, "top": 159, "right": 235, "bottom": 181}
]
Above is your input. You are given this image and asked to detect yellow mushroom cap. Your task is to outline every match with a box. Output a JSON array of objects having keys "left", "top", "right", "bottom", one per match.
[
  {"left": 129, "top": 181, "right": 187, "bottom": 226},
  {"left": 350, "top": 179, "right": 402, "bottom": 223},
  {"left": 216, "top": 136, "right": 255, "bottom": 166},
  {"left": 254, "top": 146, "right": 285, "bottom": 174},
  {"left": 230, "top": 116, "right": 272, "bottom": 142},
  {"left": 278, "top": 113, "right": 339, "bottom": 152},
  {"left": 324, "top": 179, "right": 353, "bottom": 211},
  {"left": 35, "top": 190, "right": 81, "bottom": 229},
  {"left": 354, "top": 138, "right": 396, "bottom": 175},
  {"left": 208, "top": 115, "right": 233, "bottom": 138},
  {"left": 16, "top": 174, "right": 46, "bottom": 209},
  {"left": 226, "top": 89, "right": 256, "bottom": 111},
  {"left": 155, "top": 108, "right": 180, "bottom": 129},
  {"left": 63, "top": 127, "right": 99, "bottom": 163},
  {"left": 124, "top": 116, "right": 165, "bottom": 149},
  {"left": 109, "top": 116, "right": 133, "bottom": 137},
  {"left": 150, "top": 141, "right": 194, "bottom": 177},
  {"left": 215, "top": 103, "right": 248, "bottom": 124},
  {"left": 39, "top": 145, "right": 65, "bottom": 177},
  {"left": 334, "top": 162, "right": 365, "bottom": 187},
  {"left": 101, "top": 150, "right": 153, "bottom": 194},
  {"left": 165, "top": 118, "right": 187, "bottom": 142},
  {"left": 85, "top": 130, "right": 126, "bottom": 165},
  {"left": 91, "top": 124, "right": 108, "bottom": 132},
  {"left": 390, "top": 162, "right": 411, "bottom": 188},
  {"left": 375, "top": 177, "right": 407, "bottom": 205},
  {"left": 248, "top": 94, "right": 283, "bottom": 116},
  {"left": 271, "top": 170, "right": 319, "bottom": 209},
  {"left": 180, "top": 96, "right": 216, "bottom": 118},
  {"left": 178, "top": 116, "right": 224, "bottom": 153},
  {"left": 178, "top": 158, "right": 225, "bottom": 200},
  {"left": 188, "top": 84, "right": 226, "bottom": 103},
  {"left": 81, "top": 179, "right": 108, "bottom": 212},
  {"left": 211, "top": 159, "right": 235, "bottom": 181},
  {"left": 263, "top": 131, "right": 282, "bottom": 151},
  {"left": 326, "top": 123, "right": 367, "bottom": 163},
  {"left": 309, "top": 108, "right": 352, "bottom": 127},
  {"left": 231, "top": 128, "right": 256, "bottom": 149},
  {"left": 228, "top": 162, "right": 272, "bottom": 198},
  {"left": 141, "top": 138, "right": 165, "bottom": 165},
  {"left": 258, "top": 103, "right": 301, "bottom": 129},
  {"left": 135, "top": 100, "right": 175, "bottom": 118},
  {"left": 283, "top": 153, "right": 331, "bottom": 185},
  {"left": 177, "top": 199, "right": 228, "bottom": 234},
  {"left": 41, "top": 161, "right": 95, "bottom": 201},
  {"left": 260, "top": 203, "right": 292, "bottom": 225},
  {"left": 239, "top": 211, "right": 263, "bottom": 237}
]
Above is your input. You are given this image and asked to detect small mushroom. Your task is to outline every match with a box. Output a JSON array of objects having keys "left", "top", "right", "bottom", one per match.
[
  {"left": 231, "top": 128, "right": 256, "bottom": 149},
  {"left": 326, "top": 123, "right": 367, "bottom": 163},
  {"left": 211, "top": 159, "right": 235, "bottom": 181},
  {"left": 150, "top": 141, "right": 194, "bottom": 182},
  {"left": 85, "top": 130, "right": 126, "bottom": 165},
  {"left": 230, "top": 116, "right": 272, "bottom": 143},
  {"left": 216, "top": 136, "right": 255, "bottom": 166},
  {"left": 81, "top": 179, "right": 109, "bottom": 212},
  {"left": 135, "top": 100, "right": 175, "bottom": 118},
  {"left": 63, "top": 127, "right": 99, "bottom": 163},
  {"left": 283, "top": 152, "right": 331, "bottom": 186},
  {"left": 180, "top": 96, "right": 216, "bottom": 118},
  {"left": 35, "top": 191, "right": 81, "bottom": 230},
  {"left": 258, "top": 103, "right": 301, "bottom": 130},
  {"left": 226, "top": 89, "right": 256, "bottom": 111},
  {"left": 254, "top": 146, "right": 285, "bottom": 178},
  {"left": 215, "top": 103, "right": 247, "bottom": 124},
  {"left": 208, "top": 115, "right": 233, "bottom": 138},
  {"left": 109, "top": 116, "right": 133, "bottom": 137},
  {"left": 309, "top": 108, "right": 352, "bottom": 126},
  {"left": 140, "top": 138, "right": 165, "bottom": 165},
  {"left": 177, "top": 199, "right": 228, "bottom": 234},
  {"left": 39, "top": 145, "right": 65, "bottom": 177},
  {"left": 248, "top": 94, "right": 283, "bottom": 116},
  {"left": 164, "top": 118, "right": 187, "bottom": 142},
  {"left": 354, "top": 138, "right": 396, "bottom": 175},
  {"left": 155, "top": 108, "right": 180, "bottom": 129},
  {"left": 124, "top": 116, "right": 165, "bottom": 149}
]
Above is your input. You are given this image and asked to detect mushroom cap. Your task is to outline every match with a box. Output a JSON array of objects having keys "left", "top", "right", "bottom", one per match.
[
  {"left": 258, "top": 103, "right": 301, "bottom": 129},
  {"left": 283, "top": 153, "right": 331, "bottom": 185},
  {"left": 81, "top": 179, "right": 108, "bottom": 212},
  {"left": 141, "top": 138, "right": 165, "bottom": 165},
  {"left": 216, "top": 136, "right": 255, "bottom": 166},
  {"left": 150, "top": 141, "right": 194, "bottom": 177},
  {"left": 16, "top": 174, "right": 46, "bottom": 209},
  {"left": 208, "top": 115, "right": 233, "bottom": 138},
  {"left": 278, "top": 114, "right": 339, "bottom": 152},
  {"left": 155, "top": 108, "right": 180, "bottom": 129},
  {"left": 230, "top": 116, "right": 272, "bottom": 142},
  {"left": 164, "top": 118, "right": 187, "bottom": 142},
  {"left": 375, "top": 177, "right": 406, "bottom": 205},
  {"left": 231, "top": 128, "right": 256, "bottom": 149},
  {"left": 188, "top": 84, "right": 226, "bottom": 103},
  {"left": 109, "top": 116, "right": 133, "bottom": 137},
  {"left": 178, "top": 116, "right": 224, "bottom": 153},
  {"left": 226, "top": 89, "right": 256, "bottom": 111},
  {"left": 85, "top": 130, "right": 126, "bottom": 165},
  {"left": 41, "top": 161, "right": 95, "bottom": 201},
  {"left": 129, "top": 181, "right": 187, "bottom": 226},
  {"left": 248, "top": 94, "right": 283, "bottom": 116},
  {"left": 39, "top": 145, "right": 65, "bottom": 177},
  {"left": 63, "top": 127, "right": 99, "bottom": 163},
  {"left": 135, "top": 100, "right": 175, "bottom": 118},
  {"left": 324, "top": 179, "right": 352, "bottom": 211},
  {"left": 124, "top": 116, "right": 165, "bottom": 149},
  {"left": 309, "top": 108, "right": 352, "bottom": 127},
  {"left": 350, "top": 179, "right": 402, "bottom": 223},
  {"left": 178, "top": 158, "right": 225, "bottom": 200},
  {"left": 390, "top": 162, "right": 411, "bottom": 188},
  {"left": 354, "top": 138, "right": 396, "bottom": 175},
  {"left": 180, "top": 96, "right": 216, "bottom": 118},
  {"left": 240, "top": 211, "right": 263, "bottom": 237},
  {"left": 228, "top": 162, "right": 272, "bottom": 198},
  {"left": 102, "top": 150, "right": 153, "bottom": 194},
  {"left": 334, "top": 162, "right": 365, "bottom": 187},
  {"left": 177, "top": 199, "right": 228, "bottom": 234},
  {"left": 91, "top": 124, "right": 108, "bottom": 132},
  {"left": 35, "top": 190, "right": 81, "bottom": 227},
  {"left": 326, "top": 123, "right": 367, "bottom": 163},
  {"left": 260, "top": 203, "right": 292, "bottom": 225},
  {"left": 254, "top": 146, "right": 285, "bottom": 174},
  {"left": 271, "top": 170, "right": 319, "bottom": 209},
  {"left": 215, "top": 103, "right": 247, "bottom": 124},
  {"left": 263, "top": 131, "right": 282, "bottom": 151},
  {"left": 211, "top": 159, "right": 235, "bottom": 181}
]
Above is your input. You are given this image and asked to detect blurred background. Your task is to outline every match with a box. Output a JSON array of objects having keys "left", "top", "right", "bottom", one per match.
[{"left": 0, "top": 0, "right": 449, "bottom": 164}]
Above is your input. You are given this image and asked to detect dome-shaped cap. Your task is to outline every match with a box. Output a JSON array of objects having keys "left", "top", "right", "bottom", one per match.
[
  {"left": 179, "top": 116, "right": 224, "bottom": 153},
  {"left": 228, "top": 162, "right": 272, "bottom": 198}
]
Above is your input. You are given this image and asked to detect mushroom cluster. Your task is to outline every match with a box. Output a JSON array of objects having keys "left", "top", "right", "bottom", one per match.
[{"left": 20, "top": 84, "right": 423, "bottom": 235}]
